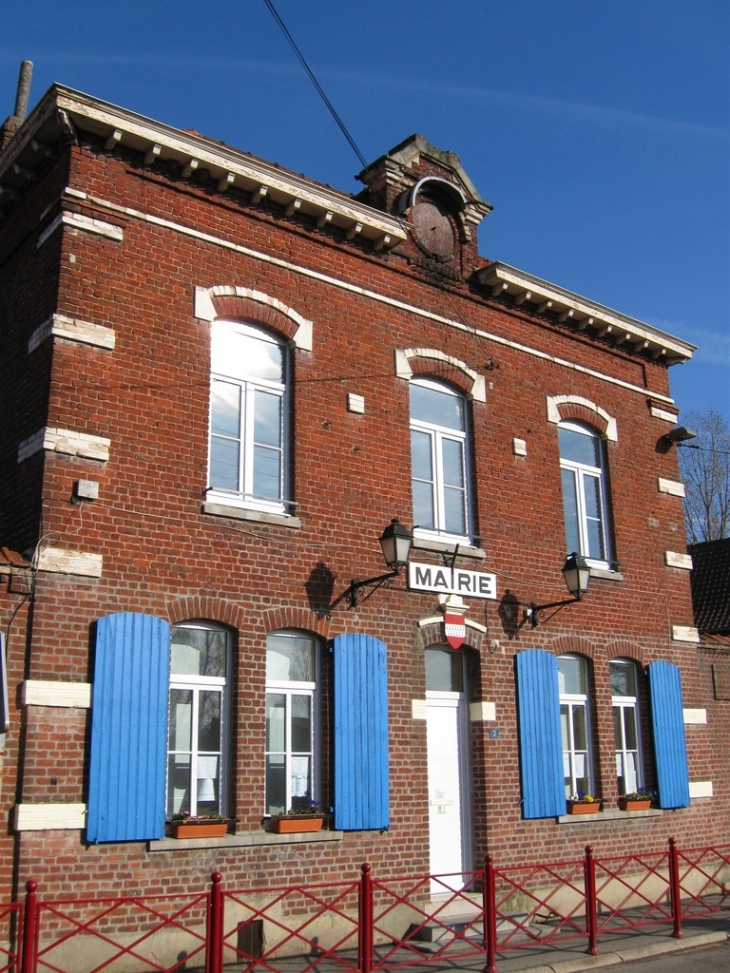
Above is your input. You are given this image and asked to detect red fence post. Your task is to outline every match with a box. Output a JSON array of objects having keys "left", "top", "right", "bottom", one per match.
[
  {"left": 359, "top": 863, "right": 373, "bottom": 973},
  {"left": 19, "top": 881, "right": 37, "bottom": 973},
  {"left": 668, "top": 837, "right": 683, "bottom": 939},
  {"left": 206, "top": 871, "right": 224, "bottom": 973},
  {"left": 584, "top": 845, "right": 598, "bottom": 955},
  {"left": 483, "top": 855, "right": 498, "bottom": 973}
]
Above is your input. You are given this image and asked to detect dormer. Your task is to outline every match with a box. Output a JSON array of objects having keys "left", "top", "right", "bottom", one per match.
[{"left": 356, "top": 134, "right": 492, "bottom": 275}]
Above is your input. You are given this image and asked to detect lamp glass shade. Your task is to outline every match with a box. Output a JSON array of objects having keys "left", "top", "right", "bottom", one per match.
[
  {"left": 379, "top": 518, "right": 413, "bottom": 569},
  {"left": 562, "top": 553, "right": 590, "bottom": 598}
]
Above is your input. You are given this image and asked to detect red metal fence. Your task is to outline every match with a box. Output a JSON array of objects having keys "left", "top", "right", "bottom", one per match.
[
  {"left": 0, "top": 900, "right": 21, "bottom": 973},
  {"left": 3, "top": 838, "right": 728, "bottom": 973}
]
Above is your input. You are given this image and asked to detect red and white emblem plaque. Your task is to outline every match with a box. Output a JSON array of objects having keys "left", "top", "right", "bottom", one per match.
[{"left": 444, "top": 612, "right": 466, "bottom": 650}]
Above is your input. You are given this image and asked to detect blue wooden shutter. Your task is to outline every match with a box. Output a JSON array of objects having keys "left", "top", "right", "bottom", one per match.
[
  {"left": 87, "top": 613, "right": 170, "bottom": 842},
  {"left": 333, "top": 634, "right": 389, "bottom": 830},
  {"left": 647, "top": 660, "right": 690, "bottom": 809},
  {"left": 515, "top": 649, "right": 566, "bottom": 818}
]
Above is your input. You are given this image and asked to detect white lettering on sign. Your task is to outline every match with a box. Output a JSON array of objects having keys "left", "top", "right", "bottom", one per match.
[{"left": 408, "top": 562, "right": 497, "bottom": 600}]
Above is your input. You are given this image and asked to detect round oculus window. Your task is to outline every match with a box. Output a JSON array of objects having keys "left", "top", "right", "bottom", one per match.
[{"left": 411, "top": 200, "right": 456, "bottom": 258}]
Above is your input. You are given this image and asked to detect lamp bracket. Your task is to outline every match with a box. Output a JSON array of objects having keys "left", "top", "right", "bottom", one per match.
[
  {"left": 441, "top": 544, "right": 460, "bottom": 569},
  {"left": 523, "top": 593, "right": 582, "bottom": 628},
  {"left": 319, "top": 569, "right": 401, "bottom": 618}
]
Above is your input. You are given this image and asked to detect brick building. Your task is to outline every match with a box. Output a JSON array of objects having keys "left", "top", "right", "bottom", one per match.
[{"left": 0, "top": 81, "right": 723, "bottom": 908}]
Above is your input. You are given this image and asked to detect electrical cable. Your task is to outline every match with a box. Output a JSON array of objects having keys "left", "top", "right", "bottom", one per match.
[{"left": 263, "top": 0, "right": 368, "bottom": 170}]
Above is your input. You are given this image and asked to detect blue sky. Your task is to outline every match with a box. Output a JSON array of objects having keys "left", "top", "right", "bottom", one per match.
[{"left": 3, "top": 1, "right": 728, "bottom": 424}]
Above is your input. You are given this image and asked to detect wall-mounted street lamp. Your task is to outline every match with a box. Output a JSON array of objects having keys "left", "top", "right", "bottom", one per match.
[
  {"left": 524, "top": 553, "right": 591, "bottom": 628},
  {"left": 657, "top": 426, "right": 697, "bottom": 452},
  {"left": 322, "top": 518, "right": 413, "bottom": 616}
]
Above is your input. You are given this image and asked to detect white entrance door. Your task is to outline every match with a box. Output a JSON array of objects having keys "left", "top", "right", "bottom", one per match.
[{"left": 426, "top": 689, "right": 472, "bottom": 887}]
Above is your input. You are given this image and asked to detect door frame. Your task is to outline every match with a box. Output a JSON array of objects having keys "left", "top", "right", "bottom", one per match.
[{"left": 425, "top": 667, "right": 474, "bottom": 879}]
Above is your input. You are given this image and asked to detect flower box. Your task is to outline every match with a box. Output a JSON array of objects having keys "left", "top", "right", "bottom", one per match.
[
  {"left": 567, "top": 801, "right": 602, "bottom": 815},
  {"left": 169, "top": 819, "right": 229, "bottom": 839},
  {"left": 271, "top": 814, "right": 324, "bottom": 834},
  {"left": 619, "top": 798, "right": 652, "bottom": 812}
]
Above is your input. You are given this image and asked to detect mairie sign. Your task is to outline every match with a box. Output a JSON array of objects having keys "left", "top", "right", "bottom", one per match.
[{"left": 408, "top": 561, "right": 497, "bottom": 599}]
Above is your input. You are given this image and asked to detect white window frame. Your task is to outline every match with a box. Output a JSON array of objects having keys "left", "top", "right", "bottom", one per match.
[
  {"left": 558, "top": 420, "right": 612, "bottom": 569},
  {"left": 167, "top": 621, "right": 231, "bottom": 818},
  {"left": 611, "top": 659, "right": 643, "bottom": 796},
  {"left": 265, "top": 631, "right": 321, "bottom": 816},
  {"left": 558, "top": 654, "right": 595, "bottom": 799},
  {"left": 208, "top": 320, "right": 290, "bottom": 515},
  {"left": 410, "top": 378, "right": 472, "bottom": 544}
]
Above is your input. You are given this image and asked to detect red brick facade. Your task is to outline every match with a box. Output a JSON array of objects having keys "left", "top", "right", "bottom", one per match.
[{"left": 0, "top": 87, "right": 724, "bottom": 905}]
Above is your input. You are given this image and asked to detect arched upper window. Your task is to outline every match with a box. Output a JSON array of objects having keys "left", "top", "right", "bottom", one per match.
[
  {"left": 558, "top": 654, "right": 594, "bottom": 799},
  {"left": 167, "top": 621, "right": 231, "bottom": 819},
  {"left": 410, "top": 378, "right": 471, "bottom": 541},
  {"left": 559, "top": 421, "right": 611, "bottom": 566},
  {"left": 611, "top": 659, "right": 643, "bottom": 796},
  {"left": 208, "top": 321, "right": 289, "bottom": 512},
  {"left": 265, "top": 630, "right": 320, "bottom": 816}
]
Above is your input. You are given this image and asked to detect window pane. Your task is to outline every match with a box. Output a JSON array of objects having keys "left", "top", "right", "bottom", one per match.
[
  {"left": 213, "top": 327, "right": 284, "bottom": 384},
  {"left": 290, "top": 756, "right": 312, "bottom": 807},
  {"left": 198, "top": 691, "right": 221, "bottom": 752},
  {"left": 411, "top": 382, "right": 464, "bottom": 430},
  {"left": 559, "top": 426, "right": 600, "bottom": 467},
  {"left": 613, "top": 706, "right": 622, "bottom": 747},
  {"left": 425, "top": 648, "right": 464, "bottom": 692},
  {"left": 442, "top": 438, "right": 464, "bottom": 489},
  {"left": 586, "top": 520, "right": 604, "bottom": 560},
  {"left": 169, "top": 690, "right": 192, "bottom": 752},
  {"left": 291, "top": 695, "right": 312, "bottom": 752},
  {"left": 265, "top": 755, "right": 286, "bottom": 815},
  {"left": 266, "top": 635, "right": 315, "bottom": 681},
  {"left": 572, "top": 706, "right": 587, "bottom": 750},
  {"left": 561, "top": 469, "right": 581, "bottom": 554},
  {"left": 444, "top": 487, "right": 466, "bottom": 534},
  {"left": 610, "top": 661, "right": 631, "bottom": 697},
  {"left": 583, "top": 475, "right": 605, "bottom": 559},
  {"left": 411, "top": 430, "right": 433, "bottom": 480},
  {"left": 196, "top": 752, "right": 219, "bottom": 816},
  {"left": 266, "top": 694, "right": 286, "bottom": 751},
  {"left": 254, "top": 390, "right": 282, "bottom": 447},
  {"left": 413, "top": 482, "right": 435, "bottom": 528},
  {"left": 558, "top": 656, "right": 586, "bottom": 695},
  {"left": 623, "top": 708, "right": 637, "bottom": 750},
  {"left": 167, "top": 754, "right": 191, "bottom": 816},
  {"left": 583, "top": 473, "right": 601, "bottom": 519},
  {"left": 171, "top": 628, "right": 227, "bottom": 678},
  {"left": 210, "top": 437, "right": 240, "bottom": 491},
  {"left": 211, "top": 381, "right": 241, "bottom": 437},
  {"left": 560, "top": 705, "right": 570, "bottom": 749},
  {"left": 253, "top": 444, "right": 282, "bottom": 499}
]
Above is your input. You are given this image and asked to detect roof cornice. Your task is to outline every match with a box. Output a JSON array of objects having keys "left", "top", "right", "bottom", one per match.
[
  {"left": 477, "top": 262, "right": 695, "bottom": 364},
  {"left": 0, "top": 85, "right": 406, "bottom": 249}
]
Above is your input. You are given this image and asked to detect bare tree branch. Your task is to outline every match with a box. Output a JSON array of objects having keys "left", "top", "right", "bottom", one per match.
[{"left": 678, "top": 409, "right": 730, "bottom": 543}]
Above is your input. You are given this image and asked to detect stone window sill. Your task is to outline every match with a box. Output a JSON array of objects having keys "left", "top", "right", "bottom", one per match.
[
  {"left": 149, "top": 828, "right": 343, "bottom": 852},
  {"left": 412, "top": 537, "right": 485, "bottom": 560},
  {"left": 589, "top": 567, "right": 624, "bottom": 582},
  {"left": 202, "top": 501, "right": 301, "bottom": 528}
]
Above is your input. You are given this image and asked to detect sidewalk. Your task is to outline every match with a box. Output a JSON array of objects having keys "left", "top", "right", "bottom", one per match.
[{"left": 488, "top": 914, "right": 729, "bottom": 973}]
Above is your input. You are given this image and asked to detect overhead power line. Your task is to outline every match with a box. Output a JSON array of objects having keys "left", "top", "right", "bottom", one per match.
[{"left": 263, "top": 0, "right": 368, "bottom": 170}]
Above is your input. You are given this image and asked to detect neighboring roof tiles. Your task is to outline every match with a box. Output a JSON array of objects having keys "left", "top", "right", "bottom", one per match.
[
  {"left": 477, "top": 263, "right": 695, "bottom": 365},
  {"left": 689, "top": 538, "right": 730, "bottom": 634}
]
